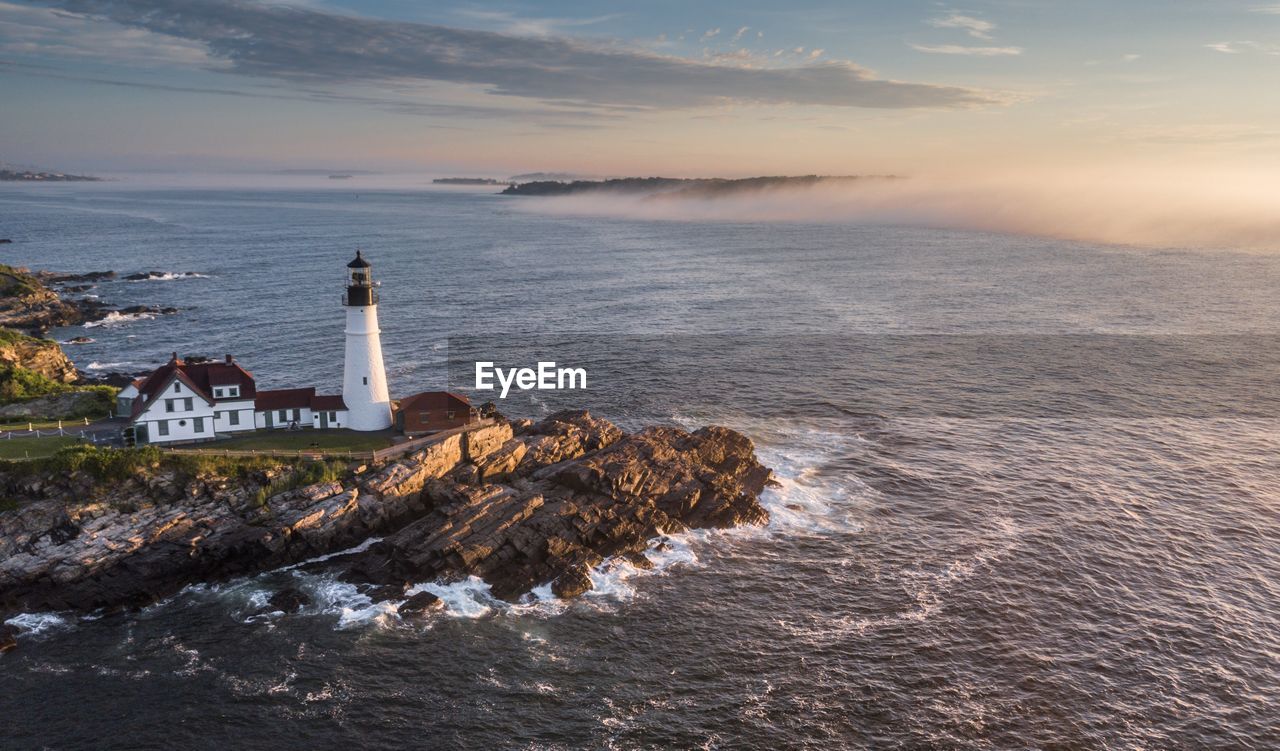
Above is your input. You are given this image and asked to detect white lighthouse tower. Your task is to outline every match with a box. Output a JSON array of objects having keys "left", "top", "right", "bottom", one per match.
[{"left": 341, "top": 250, "right": 392, "bottom": 431}]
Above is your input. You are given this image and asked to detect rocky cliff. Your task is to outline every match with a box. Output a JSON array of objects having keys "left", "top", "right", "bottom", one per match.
[
  {"left": 0, "top": 411, "right": 772, "bottom": 616},
  {"left": 0, "top": 329, "right": 78, "bottom": 383}
]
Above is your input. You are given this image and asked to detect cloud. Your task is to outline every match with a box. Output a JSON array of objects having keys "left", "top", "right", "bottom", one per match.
[
  {"left": 701, "top": 27, "right": 721, "bottom": 40},
  {"left": 911, "top": 43, "right": 1023, "bottom": 56},
  {"left": 20, "top": 0, "right": 1003, "bottom": 110},
  {"left": 1206, "top": 40, "right": 1280, "bottom": 55},
  {"left": 451, "top": 9, "right": 619, "bottom": 37},
  {"left": 0, "top": 0, "right": 213, "bottom": 66},
  {"left": 927, "top": 13, "right": 995, "bottom": 40},
  {"left": 731, "top": 25, "right": 749, "bottom": 42},
  {"left": 1250, "top": 4, "right": 1280, "bottom": 13}
]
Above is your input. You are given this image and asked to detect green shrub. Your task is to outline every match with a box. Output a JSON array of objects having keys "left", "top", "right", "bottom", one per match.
[
  {"left": 252, "top": 459, "right": 345, "bottom": 507},
  {"left": 0, "top": 364, "right": 71, "bottom": 402}
]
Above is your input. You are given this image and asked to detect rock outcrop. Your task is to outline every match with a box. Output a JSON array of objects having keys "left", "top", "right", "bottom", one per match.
[
  {"left": 0, "top": 329, "right": 78, "bottom": 383},
  {"left": 344, "top": 416, "right": 771, "bottom": 601},
  {"left": 0, "top": 411, "right": 772, "bottom": 616}
]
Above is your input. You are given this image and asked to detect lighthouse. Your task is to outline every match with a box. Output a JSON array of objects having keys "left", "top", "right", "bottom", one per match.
[{"left": 341, "top": 250, "right": 392, "bottom": 431}]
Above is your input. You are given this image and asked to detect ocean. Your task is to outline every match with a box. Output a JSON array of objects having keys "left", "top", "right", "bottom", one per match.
[{"left": 1, "top": 180, "right": 1277, "bottom": 749}]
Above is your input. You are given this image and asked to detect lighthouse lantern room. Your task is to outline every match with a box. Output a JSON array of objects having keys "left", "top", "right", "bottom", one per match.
[{"left": 341, "top": 250, "right": 392, "bottom": 431}]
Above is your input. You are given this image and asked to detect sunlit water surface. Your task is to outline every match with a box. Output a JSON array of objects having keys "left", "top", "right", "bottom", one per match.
[{"left": 1, "top": 183, "right": 1278, "bottom": 749}]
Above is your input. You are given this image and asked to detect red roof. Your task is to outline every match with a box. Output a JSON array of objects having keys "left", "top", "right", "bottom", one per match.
[
  {"left": 255, "top": 387, "right": 316, "bottom": 411},
  {"left": 310, "top": 394, "right": 347, "bottom": 411},
  {"left": 131, "top": 356, "right": 255, "bottom": 418},
  {"left": 397, "top": 391, "right": 471, "bottom": 411}
]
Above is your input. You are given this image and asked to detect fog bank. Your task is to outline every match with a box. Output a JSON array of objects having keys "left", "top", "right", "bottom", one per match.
[{"left": 509, "top": 171, "right": 1280, "bottom": 251}]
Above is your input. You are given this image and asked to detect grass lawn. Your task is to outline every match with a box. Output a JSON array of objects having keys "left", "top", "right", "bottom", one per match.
[
  {"left": 200, "top": 429, "right": 395, "bottom": 453},
  {"left": 0, "top": 435, "right": 79, "bottom": 460}
]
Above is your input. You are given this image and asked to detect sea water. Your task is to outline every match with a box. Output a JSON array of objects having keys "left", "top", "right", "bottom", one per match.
[{"left": 0, "top": 181, "right": 1277, "bottom": 749}]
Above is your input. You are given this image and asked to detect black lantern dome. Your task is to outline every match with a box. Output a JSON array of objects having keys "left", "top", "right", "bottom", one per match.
[{"left": 344, "top": 250, "right": 377, "bottom": 306}]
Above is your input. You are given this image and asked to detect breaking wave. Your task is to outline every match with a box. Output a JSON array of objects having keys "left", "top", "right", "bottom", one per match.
[
  {"left": 125, "top": 271, "right": 209, "bottom": 282},
  {"left": 83, "top": 311, "right": 155, "bottom": 328}
]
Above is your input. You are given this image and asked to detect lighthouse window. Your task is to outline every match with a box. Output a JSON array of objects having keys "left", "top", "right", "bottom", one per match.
[{"left": 363, "top": 377, "right": 368, "bottom": 385}]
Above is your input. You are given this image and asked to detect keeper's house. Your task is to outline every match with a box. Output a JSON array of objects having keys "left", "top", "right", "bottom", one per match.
[{"left": 123, "top": 354, "right": 347, "bottom": 445}]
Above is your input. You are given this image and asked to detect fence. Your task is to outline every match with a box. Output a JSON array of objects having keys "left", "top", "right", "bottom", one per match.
[
  {"left": 163, "top": 418, "right": 496, "bottom": 464},
  {"left": 0, "top": 417, "right": 95, "bottom": 439}
]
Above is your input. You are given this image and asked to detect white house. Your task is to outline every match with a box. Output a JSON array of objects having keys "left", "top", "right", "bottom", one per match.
[
  {"left": 126, "top": 354, "right": 349, "bottom": 445},
  {"left": 126, "top": 354, "right": 257, "bottom": 444},
  {"left": 252, "top": 387, "right": 348, "bottom": 430}
]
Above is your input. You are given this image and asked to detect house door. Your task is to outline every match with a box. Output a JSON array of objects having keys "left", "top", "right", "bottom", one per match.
[
  {"left": 319, "top": 412, "right": 329, "bottom": 429},
  {"left": 264, "top": 411, "right": 273, "bottom": 428}
]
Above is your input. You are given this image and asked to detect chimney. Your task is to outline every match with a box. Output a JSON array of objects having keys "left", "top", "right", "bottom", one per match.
[
  {"left": 170, "top": 352, "right": 180, "bottom": 364},
  {"left": 225, "top": 354, "right": 234, "bottom": 364}
]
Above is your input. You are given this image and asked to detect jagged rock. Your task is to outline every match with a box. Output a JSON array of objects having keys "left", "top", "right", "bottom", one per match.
[
  {"left": 464, "top": 421, "right": 513, "bottom": 462},
  {"left": 516, "top": 409, "right": 624, "bottom": 473},
  {"left": 398, "top": 591, "right": 444, "bottom": 616},
  {"left": 268, "top": 588, "right": 311, "bottom": 613},
  {"left": 551, "top": 564, "right": 593, "bottom": 599},
  {"left": 0, "top": 329, "right": 78, "bottom": 382},
  {"left": 510, "top": 418, "right": 533, "bottom": 435},
  {"left": 0, "top": 623, "right": 18, "bottom": 653},
  {"left": 622, "top": 551, "right": 655, "bottom": 570},
  {"left": 343, "top": 415, "right": 770, "bottom": 602},
  {"left": 474, "top": 438, "right": 527, "bottom": 482},
  {"left": 0, "top": 413, "right": 771, "bottom": 616}
]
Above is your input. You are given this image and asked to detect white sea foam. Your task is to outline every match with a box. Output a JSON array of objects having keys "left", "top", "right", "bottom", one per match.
[
  {"left": 126, "top": 271, "right": 209, "bottom": 282},
  {"left": 4, "top": 611, "right": 72, "bottom": 637},
  {"left": 85, "top": 360, "right": 137, "bottom": 371},
  {"left": 407, "top": 576, "right": 500, "bottom": 619},
  {"left": 307, "top": 575, "right": 398, "bottom": 629},
  {"left": 83, "top": 311, "right": 155, "bottom": 328}
]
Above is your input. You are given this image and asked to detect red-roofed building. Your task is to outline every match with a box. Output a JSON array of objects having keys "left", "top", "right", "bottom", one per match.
[
  {"left": 125, "top": 354, "right": 258, "bottom": 444},
  {"left": 252, "top": 388, "right": 349, "bottom": 429},
  {"left": 126, "top": 353, "right": 352, "bottom": 444},
  {"left": 394, "top": 391, "right": 477, "bottom": 435}
]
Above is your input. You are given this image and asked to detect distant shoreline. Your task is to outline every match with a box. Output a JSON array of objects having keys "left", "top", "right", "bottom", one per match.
[
  {"left": 0, "top": 170, "right": 100, "bottom": 183},
  {"left": 500, "top": 174, "right": 898, "bottom": 197}
]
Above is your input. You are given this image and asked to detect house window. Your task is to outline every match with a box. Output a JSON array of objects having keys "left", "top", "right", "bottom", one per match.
[
  {"left": 157, "top": 420, "right": 169, "bottom": 436},
  {"left": 447, "top": 411, "right": 455, "bottom": 419},
  {"left": 194, "top": 417, "right": 205, "bottom": 433},
  {"left": 329, "top": 411, "right": 337, "bottom": 421},
  {"left": 213, "top": 388, "right": 222, "bottom": 398},
  {"left": 165, "top": 399, "right": 175, "bottom": 413},
  {"left": 174, "top": 382, "right": 181, "bottom": 393},
  {"left": 419, "top": 411, "right": 430, "bottom": 422},
  {"left": 229, "top": 411, "right": 240, "bottom": 426},
  {"left": 278, "top": 409, "right": 288, "bottom": 422},
  {"left": 183, "top": 398, "right": 193, "bottom": 411},
  {"left": 227, "top": 386, "right": 239, "bottom": 397},
  {"left": 179, "top": 420, "right": 187, "bottom": 427}
]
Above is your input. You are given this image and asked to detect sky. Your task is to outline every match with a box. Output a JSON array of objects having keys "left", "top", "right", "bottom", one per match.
[{"left": 2, "top": 0, "right": 1280, "bottom": 177}]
